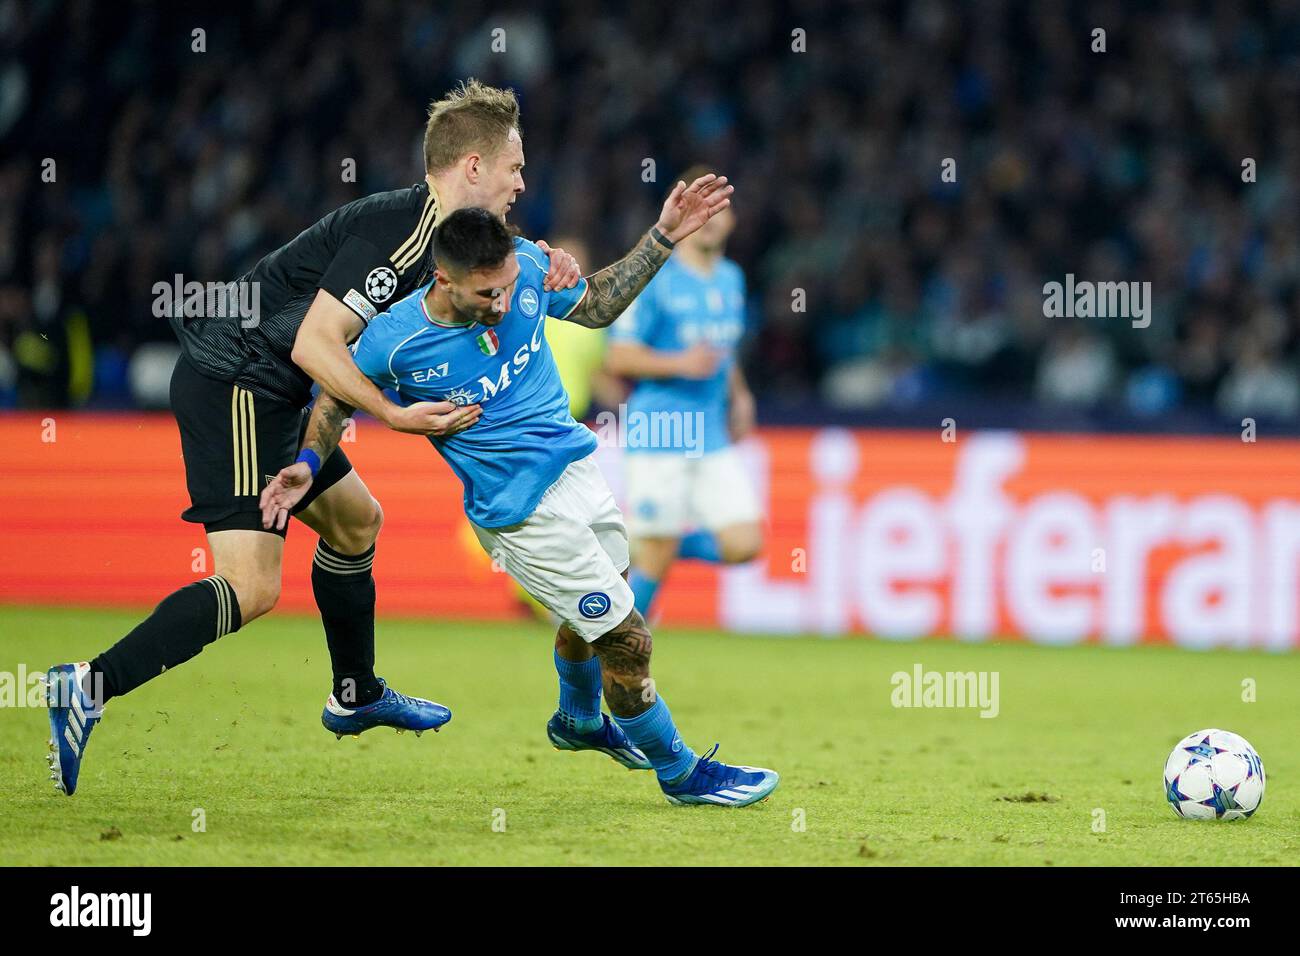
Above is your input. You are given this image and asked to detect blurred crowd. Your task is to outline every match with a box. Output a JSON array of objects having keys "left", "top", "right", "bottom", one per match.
[{"left": 3, "top": 0, "right": 1300, "bottom": 426}]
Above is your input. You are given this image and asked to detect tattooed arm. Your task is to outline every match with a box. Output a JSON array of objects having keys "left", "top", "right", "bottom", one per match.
[
  {"left": 257, "top": 394, "right": 352, "bottom": 530},
  {"left": 563, "top": 231, "right": 673, "bottom": 329},
  {"left": 302, "top": 393, "right": 353, "bottom": 464},
  {"left": 562, "top": 173, "right": 735, "bottom": 330}
]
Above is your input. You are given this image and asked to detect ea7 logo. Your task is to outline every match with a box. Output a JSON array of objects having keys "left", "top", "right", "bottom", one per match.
[
  {"left": 413, "top": 362, "right": 449, "bottom": 383},
  {"left": 50, "top": 886, "right": 152, "bottom": 936}
]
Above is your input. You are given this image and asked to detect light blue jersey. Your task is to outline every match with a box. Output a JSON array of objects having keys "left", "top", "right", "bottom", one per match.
[
  {"left": 610, "top": 255, "right": 746, "bottom": 455},
  {"left": 351, "top": 237, "right": 595, "bottom": 528}
]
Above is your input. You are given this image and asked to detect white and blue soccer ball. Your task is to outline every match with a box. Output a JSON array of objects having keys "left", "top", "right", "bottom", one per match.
[{"left": 1163, "top": 729, "right": 1265, "bottom": 821}]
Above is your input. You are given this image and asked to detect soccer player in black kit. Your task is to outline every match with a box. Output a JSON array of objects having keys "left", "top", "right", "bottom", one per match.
[{"left": 45, "top": 81, "right": 582, "bottom": 795}]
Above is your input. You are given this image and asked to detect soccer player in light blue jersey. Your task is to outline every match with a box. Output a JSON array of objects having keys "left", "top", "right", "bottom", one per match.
[
  {"left": 606, "top": 165, "right": 764, "bottom": 619},
  {"left": 261, "top": 180, "right": 779, "bottom": 807}
]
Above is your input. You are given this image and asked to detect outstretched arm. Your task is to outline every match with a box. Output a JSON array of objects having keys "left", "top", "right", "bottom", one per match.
[
  {"left": 564, "top": 232, "right": 672, "bottom": 329},
  {"left": 293, "top": 290, "right": 481, "bottom": 436},
  {"left": 564, "top": 173, "right": 734, "bottom": 329},
  {"left": 293, "top": 291, "right": 413, "bottom": 429},
  {"left": 260, "top": 388, "right": 480, "bottom": 531}
]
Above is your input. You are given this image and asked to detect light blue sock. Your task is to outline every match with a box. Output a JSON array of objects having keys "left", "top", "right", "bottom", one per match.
[
  {"left": 679, "top": 530, "right": 722, "bottom": 563},
  {"left": 629, "top": 568, "right": 661, "bottom": 617},
  {"left": 613, "top": 696, "right": 697, "bottom": 783},
  {"left": 554, "top": 651, "right": 604, "bottom": 734}
]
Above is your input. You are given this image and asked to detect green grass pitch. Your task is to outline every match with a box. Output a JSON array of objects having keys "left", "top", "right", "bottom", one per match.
[{"left": 1, "top": 604, "right": 1297, "bottom": 866}]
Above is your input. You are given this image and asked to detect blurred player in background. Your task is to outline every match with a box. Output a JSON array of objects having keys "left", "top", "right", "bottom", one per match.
[{"left": 605, "top": 166, "right": 763, "bottom": 620}]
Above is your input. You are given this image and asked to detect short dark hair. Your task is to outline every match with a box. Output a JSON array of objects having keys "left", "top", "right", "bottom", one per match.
[{"left": 433, "top": 207, "right": 513, "bottom": 275}]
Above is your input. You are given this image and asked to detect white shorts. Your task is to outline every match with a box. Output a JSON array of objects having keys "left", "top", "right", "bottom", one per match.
[
  {"left": 625, "top": 445, "right": 762, "bottom": 538},
  {"left": 471, "top": 454, "right": 634, "bottom": 642}
]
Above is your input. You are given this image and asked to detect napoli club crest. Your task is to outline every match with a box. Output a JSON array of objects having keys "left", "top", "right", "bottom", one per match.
[
  {"left": 578, "top": 591, "right": 611, "bottom": 619},
  {"left": 519, "top": 286, "right": 540, "bottom": 318}
]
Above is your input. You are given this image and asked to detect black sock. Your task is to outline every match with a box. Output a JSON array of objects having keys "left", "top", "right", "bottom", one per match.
[
  {"left": 89, "top": 576, "right": 241, "bottom": 705},
  {"left": 312, "top": 540, "right": 381, "bottom": 707}
]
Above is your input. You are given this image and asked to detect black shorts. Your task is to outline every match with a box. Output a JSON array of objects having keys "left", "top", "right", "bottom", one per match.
[{"left": 170, "top": 355, "right": 354, "bottom": 535}]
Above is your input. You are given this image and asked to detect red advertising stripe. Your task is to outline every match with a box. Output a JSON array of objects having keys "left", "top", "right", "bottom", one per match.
[{"left": 2, "top": 415, "right": 1298, "bottom": 649}]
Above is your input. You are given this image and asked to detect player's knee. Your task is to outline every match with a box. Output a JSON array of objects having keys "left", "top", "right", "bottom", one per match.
[
  {"left": 328, "top": 496, "right": 383, "bottom": 553},
  {"left": 364, "top": 495, "right": 384, "bottom": 541},
  {"left": 249, "top": 583, "right": 280, "bottom": 621},
  {"left": 625, "top": 609, "right": 653, "bottom": 659},
  {"left": 222, "top": 573, "right": 279, "bottom": 624},
  {"left": 595, "top": 610, "right": 653, "bottom": 671},
  {"left": 719, "top": 523, "right": 763, "bottom": 564}
]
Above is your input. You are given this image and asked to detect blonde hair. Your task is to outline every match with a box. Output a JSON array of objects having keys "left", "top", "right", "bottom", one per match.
[{"left": 423, "top": 79, "right": 521, "bottom": 174}]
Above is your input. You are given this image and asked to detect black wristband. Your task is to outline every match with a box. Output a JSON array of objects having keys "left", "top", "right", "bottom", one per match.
[{"left": 650, "top": 226, "right": 676, "bottom": 249}]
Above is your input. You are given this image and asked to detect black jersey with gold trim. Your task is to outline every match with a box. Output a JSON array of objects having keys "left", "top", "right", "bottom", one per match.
[{"left": 170, "top": 182, "right": 440, "bottom": 408}]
